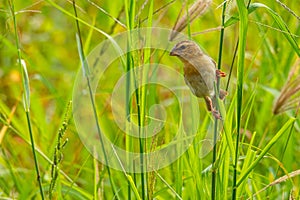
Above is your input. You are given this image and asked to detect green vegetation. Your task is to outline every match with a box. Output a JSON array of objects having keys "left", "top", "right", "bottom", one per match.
[{"left": 0, "top": 0, "right": 299, "bottom": 199}]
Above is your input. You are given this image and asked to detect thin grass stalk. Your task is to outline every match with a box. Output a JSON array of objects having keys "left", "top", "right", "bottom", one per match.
[
  {"left": 63, "top": 153, "right": 92, "bottom": 198},
  {"left": 140, "top": 0, "right": 176, "bottom": 23},
  {"left": 172, "top": 1, "right": 192, "bottom": 199},
  {"left": 232, "top": 1, "right": 248, "bottom": 198},
  {"left": 87, "top": 0, "right": 126, "bottom": 29},
  {"left": 131, "top": 64, "right": 146, "bottom": 198},
  {"left": 271, "top": 103, "right": 300, "bottom": 195},
  {"left": 125, "top": 0, "right": 148, "bottom": 198},
  {"left": 236, "top": 118, "right": 295, "bottom": 187},
  {"left": 141, "top": 2, "right": 154, "bottom": 199},
  {"left": 124, "top": 0, "right": 136, "bottom": 198},
  {"left": 155, "top": 171, "right": 183, "bottom": 200},
  {"left": 125, "top": 50, "right": 133, "bottom": 200},
  {"left": 186, "top": 0, "right": 191, "bottom": 39},
  {"left": 109, "top": 143, "right": 142, "bottom": 200},
  {"left": 1, "top": 147, "right": 22, "bottom": 193},
  {"left": 135, "top": 86, "right": 146, "bottom": 200},
  {"left": 225, "top": 40, "right": 238, "bottom": 92},
  {"left": 8, "top": 0, "right": 45, "bottom": 199},
  {"left": 0, "top": 105, "right": 74, "bottom": 184},
  {"left": 25, "top": 112, "right": 45, "bottom": 199},
  {"left": 133, "top": 17, "right": 147, "bottom": 200},
  {"left": 211, "top": 2, "right": 226, "bottom": 200},
  {"left": 76, "top": 34, "right": 118, "bottom": 198},
  {"left": 93, "top": 148, "right": 101, "bottom": 199},
  {"left": 225, "top": 0, "right": 252, "bottom": 91},
  {"left": 276, "top": 0, "right": 300, "bottom": 21},
  {"left": 125, "top": 51, "right": 133, "bottom": 200},
  {"left": 132, "top": 48, "right": 147, "bottom": 199},
  {"left": 72, "top": 1, "right": 118, "bottom": 198},
  {"left": 130, "top": 51, "right": 146, "bottom": 199},
  {"left": 124, "top": 11, "right": 133, "bottom": 200}
]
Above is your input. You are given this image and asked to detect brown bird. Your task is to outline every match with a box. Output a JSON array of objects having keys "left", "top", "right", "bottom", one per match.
[{"left": 170, "top": 40, "right": 227, "bottom": 119}]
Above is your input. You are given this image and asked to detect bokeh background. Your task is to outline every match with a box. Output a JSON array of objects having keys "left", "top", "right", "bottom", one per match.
[{"left": 0, "top": 0, "right": 299, "bottom": 199}]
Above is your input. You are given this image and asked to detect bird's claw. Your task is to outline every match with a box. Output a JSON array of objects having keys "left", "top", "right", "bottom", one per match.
[
  {"left": 216, "top": 69, "right": 226, "bottom": 78},
  {"left": 212, "top": 109, "right": 222, "bottom": 120}
]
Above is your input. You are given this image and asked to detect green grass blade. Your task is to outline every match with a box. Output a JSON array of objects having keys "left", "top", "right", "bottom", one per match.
[
  {"left": 237, "top": 132, "right": 257, "bottom": 197},
  {"left": 225, "top": 2, "right": 300, "bottom": 56},
  {"left": 212, "top": 2, "right": 227, "bottom": 199},
  {"left": 249, "top": 3, "right": 300, "bottom": 56},
  {"left": 232, "top": 0, "right": 248, "bottom": 199},
  {"left": 8, "top": 0, "right": 45, "bottom": 198},
  {"left": 74, "top": 7, "right": 119, "bottom": 197},
  {"left": 20, "top": 60, "right": 30, "bottom": 112},
  {"left": 237, "top": 118, "right": 295, "bottom": 187},
  {"left": 126, "top": 174, "right": 142, "bottom": 200}
]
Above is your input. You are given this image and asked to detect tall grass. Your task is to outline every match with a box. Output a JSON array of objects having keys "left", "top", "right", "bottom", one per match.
[
  {"left": 8, "top": 0, "right": 45, "bottom": 199},
  {"left": 211, "top": 1, "right": 227, "bottom": 199},
  {"left": 0, "top": 0, "right": 299, "bottom": 199},
  {"left": 231, "top": 1, "right": 248, "bottom": 199},
  {"left": 73, "top": 1, "right": 119, "bottom": 198}
]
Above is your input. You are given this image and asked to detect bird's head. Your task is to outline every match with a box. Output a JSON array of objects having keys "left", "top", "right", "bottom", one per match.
[{"left": 169, "top": 40, "right": 203, "bottom": 60}]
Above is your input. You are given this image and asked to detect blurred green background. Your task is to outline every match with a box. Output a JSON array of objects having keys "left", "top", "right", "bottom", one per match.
[{"left": 0, "top": 0, "right": 299, "bottom": 199}]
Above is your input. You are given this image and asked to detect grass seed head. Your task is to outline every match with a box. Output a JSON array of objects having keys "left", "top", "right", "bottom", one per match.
[
  {"left": 169, "top": 0, "right": 212, "bottom": 41},
  {"left": 273, "top": 58, "right": 300, "bottom": 115}
]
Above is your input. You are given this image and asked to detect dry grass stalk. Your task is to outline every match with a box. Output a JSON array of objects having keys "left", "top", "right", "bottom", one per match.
[
  {"left": 0, "top": 102, "right": 18, "bottom": 144},
  {"left": 276, "top": 0, "right": 300, "bottom": 21},
  {"left": 247, "top": 169, "right": 300, "bottom": 199},
  {"left": 273, "top": 58, "right": 300, "bottom": 115},
  {"left": 169, "top": 0, "right": 212, "bottom": 41}
]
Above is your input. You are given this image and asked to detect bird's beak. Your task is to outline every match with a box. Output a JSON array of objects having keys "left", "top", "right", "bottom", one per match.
[{"left": 169, "top": 48, "right": 178, "bottom": 56}]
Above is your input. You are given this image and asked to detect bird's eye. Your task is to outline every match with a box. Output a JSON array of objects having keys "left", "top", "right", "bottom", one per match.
[{"left": 179, "top": 45, "right": 186, "bottom": 50}]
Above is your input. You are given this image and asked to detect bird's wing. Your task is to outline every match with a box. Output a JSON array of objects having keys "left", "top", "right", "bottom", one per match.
[
  {"left": 210, "top": 58, "right": 217, "bottom": 69},
  {"left": 187, "top": 57, "right": 216, "bottom": 95}
]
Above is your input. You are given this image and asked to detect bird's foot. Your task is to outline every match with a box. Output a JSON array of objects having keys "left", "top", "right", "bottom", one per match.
[
  {"left": 212, "top": 109, "right": 222, "bottom": 120},
  {"left": 219, "top": 89, "right": 228, "bottom": 100},
  {"left": 205, "top": 96, "right": 223, "bottom": 120},
  {"left": 216, "top": 69, "right": 226, "bottom": 78}
]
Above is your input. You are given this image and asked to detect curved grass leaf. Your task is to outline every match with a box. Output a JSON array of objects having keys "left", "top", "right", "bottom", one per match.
[
  {"left": 225, "top": 3, "right": 300, "bottom": 56},
  {"left": 20, "top": 59, "right": 30, "bottom": 111},
  {"left": 237, "top": 118, "right": 296, "bottom": 187},
  {"left": 250, "top": 3, "right": 300, "bottom": 56}
]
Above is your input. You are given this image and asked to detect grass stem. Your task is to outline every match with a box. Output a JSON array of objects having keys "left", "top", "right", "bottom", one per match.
[
  {"left": 26, "top": 112, "right": 45, "bottom": 199},
  {"left": 211, "top": 1, "right": 227, "bottom": 199},
  {"left": 9, "top": 0, "right": 45, "bottom": 198},
  {"left": 232, "top": 0, "right": 249, "bottom": 199},
  {"left": 72, "top": 0, "right": 118, "bottom": 197}
]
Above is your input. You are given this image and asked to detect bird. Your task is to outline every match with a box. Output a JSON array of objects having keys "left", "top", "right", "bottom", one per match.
[{"left": 169, "top": 40, "right": 227, "bottom": 119}]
